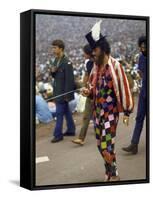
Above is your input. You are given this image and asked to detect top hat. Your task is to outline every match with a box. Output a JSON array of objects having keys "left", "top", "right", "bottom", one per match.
[{"left": 85, "top": 20, "right": 106, "bottom": 49}]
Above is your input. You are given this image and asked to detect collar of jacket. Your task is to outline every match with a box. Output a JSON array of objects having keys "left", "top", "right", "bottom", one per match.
[{"left": 55, "top": 54, "right": 66, "bottom": 67}]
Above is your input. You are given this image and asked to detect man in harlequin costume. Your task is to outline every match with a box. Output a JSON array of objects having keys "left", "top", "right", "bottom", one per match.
[{"left": 81, "top": 20, "right": 134, "bottom": 181}]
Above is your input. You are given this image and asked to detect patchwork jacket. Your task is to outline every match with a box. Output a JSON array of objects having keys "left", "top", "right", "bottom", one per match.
[{"left": 88, "top": 56, "right": 134, "bottom": 115}]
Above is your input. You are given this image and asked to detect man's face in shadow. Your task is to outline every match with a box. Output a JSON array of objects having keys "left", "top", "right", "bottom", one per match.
[{"left": 92, "top": 47, "right": 105, "bottom": 66}]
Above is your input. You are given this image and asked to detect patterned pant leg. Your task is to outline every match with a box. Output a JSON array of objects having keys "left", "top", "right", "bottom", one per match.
[
  {"left": 98, "top": 112, "right": 119, "bottom": 177},
  {"left": 94, "top": 119, "right": 111, "bottom": 177},
  {"left": 93, "top": 107, "right": 101, "bottom": 144},
  {"left": 95, "top": 124, "right": 102, "bottom": 152}
]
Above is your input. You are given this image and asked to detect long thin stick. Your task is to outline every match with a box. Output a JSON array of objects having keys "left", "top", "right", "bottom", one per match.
[{"left": 46, "top": 88, "right": 83, "bottom": 101}]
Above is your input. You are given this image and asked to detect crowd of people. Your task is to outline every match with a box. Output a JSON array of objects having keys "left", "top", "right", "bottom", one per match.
[{"left": 35, "top": 15, "right": 146, "bottom": 86}]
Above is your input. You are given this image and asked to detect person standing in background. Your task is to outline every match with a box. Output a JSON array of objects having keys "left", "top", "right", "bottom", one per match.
[
  {"left": 72, "top": 44, "right": 94, "bottom": 145},
  {"left": 50, "top": 40, "right": 76, "bottom": 143},
  {"left": 122, "top": 36, "right": 147, "bottom": 154}
]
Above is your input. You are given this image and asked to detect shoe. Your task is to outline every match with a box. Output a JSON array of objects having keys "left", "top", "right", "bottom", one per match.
[
  {"left": 63, "top": 132, "right": 75, "bottom": 136},
  {"left": 103, "top": 174, "right": 110, "bottom": 182},
  {"left": 122, "top": 143, "right": 138, "bottom": 154},
  {"left": 51, "top": 137, "right": 63, "bottom": 143},
  {"left": 109, "top": 176, "right": 120, "bottom": 182},
  {"left": 72, "top": 138, "right": 85, "bottom": 145}
]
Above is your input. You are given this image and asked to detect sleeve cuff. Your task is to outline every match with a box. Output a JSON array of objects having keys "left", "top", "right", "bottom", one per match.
[{"left": 124, "top": 111, "right": 131, "bottom": 116}]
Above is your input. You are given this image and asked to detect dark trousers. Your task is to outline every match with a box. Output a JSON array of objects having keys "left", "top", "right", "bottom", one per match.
[
  {"left": 131, "top": 91, "right": 146, "bottom": 144},
  {"left": 53, "top": 101, "right": 75, "bottom": 139}
]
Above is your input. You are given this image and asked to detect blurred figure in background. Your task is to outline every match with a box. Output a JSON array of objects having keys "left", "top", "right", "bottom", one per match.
[
  {"left": 122, "top": 36, "right": 147, "bottom": 154},
  {"left": 36, "top": 95, "right": 54, "bottom": 124},
  {"left": 72, "top": 44, "right": 94, "bottom": 145}
]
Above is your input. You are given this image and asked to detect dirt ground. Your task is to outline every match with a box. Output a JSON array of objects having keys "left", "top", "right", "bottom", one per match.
[{"left": 35, "top": 96, "right": 147, "bottom": 186}]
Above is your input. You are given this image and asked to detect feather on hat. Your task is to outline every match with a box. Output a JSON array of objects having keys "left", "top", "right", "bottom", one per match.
[{"left": 85, "top": 20, "right": 106, "bottom": 49}]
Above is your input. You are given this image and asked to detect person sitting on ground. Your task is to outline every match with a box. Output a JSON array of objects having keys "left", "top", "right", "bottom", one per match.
[{"left": 36, "top": 94, "right": 54, "bottom": 124}]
